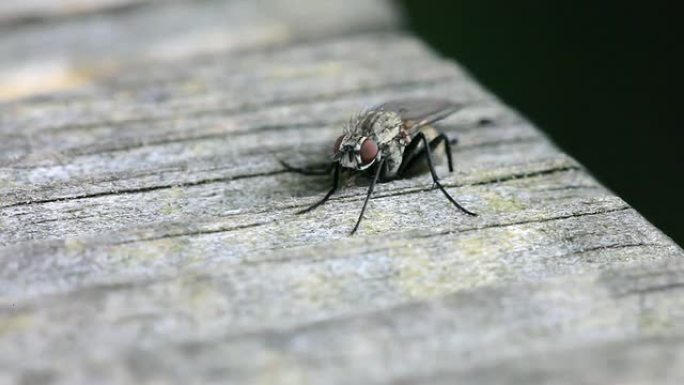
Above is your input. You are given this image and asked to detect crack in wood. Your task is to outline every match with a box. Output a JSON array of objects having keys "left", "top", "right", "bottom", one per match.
[
  {"left": 0, "top": 141, "right": 566, "bottom": 211},
  {"left": 0, "top": 207, "right": 645, "bottom": 312},
  {"left": 0, "top": 169, "right": 288, "bottom": 209},
  {"left": 108, "top": 201, "right": 629, "bottom": 249},
  {"left": 8, "top": 75, "right": 461, "bottom": 134},
  {"left": 412, "top": 206, "right": 631, "bottom": 240}
]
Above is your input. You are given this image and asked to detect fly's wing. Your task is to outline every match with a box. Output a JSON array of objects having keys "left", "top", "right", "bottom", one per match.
[{"left": 377, "top": 98, "right": 461, "bottom": 133}]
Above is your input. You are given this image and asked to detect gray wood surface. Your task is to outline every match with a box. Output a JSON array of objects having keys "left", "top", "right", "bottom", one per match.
[{"left": 1, "top": 1, "right": 683, "bottom": 384}]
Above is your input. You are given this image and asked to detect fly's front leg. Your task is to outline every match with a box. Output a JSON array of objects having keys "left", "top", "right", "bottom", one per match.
[
  {"left": 404, "top": 132, "right": 477, "bottom": 216},
  {"left": 351, "top": 158, "right": 386, "bottom": 235},
  {"left": 297, "top": 162, "right": 341, "bottom": 214}
]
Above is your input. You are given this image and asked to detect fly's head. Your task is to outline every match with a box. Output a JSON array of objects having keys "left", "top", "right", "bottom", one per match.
[
  {"left": 332, "top": 134, "right": 379, "bottom": 171},
  {"left": 331, "top": 107, "right": 401, "bottom": 171}
]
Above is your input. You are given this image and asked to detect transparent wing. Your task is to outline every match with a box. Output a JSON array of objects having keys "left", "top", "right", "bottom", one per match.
[{"left": 376, "top": 98, "right": 461, "bottom": 132}]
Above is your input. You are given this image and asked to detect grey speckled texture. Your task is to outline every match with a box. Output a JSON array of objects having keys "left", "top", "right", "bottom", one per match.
[{"left": 0, "top": 1, "right": 683, "bottom": 384}]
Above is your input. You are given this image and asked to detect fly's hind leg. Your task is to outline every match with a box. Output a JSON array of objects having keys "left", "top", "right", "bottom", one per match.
[
  {"left": 398, "top": 132, "right": 455, "bottom": 176},
  {"left": 399, "top": 132, "right": 476, "bottom": 216}
]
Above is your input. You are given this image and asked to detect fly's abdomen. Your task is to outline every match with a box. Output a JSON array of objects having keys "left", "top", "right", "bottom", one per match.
[{"left": 367, "top": 111, "right": 404, "bottom": 145}]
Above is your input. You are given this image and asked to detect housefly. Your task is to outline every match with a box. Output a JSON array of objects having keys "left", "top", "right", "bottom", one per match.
[{"left": 282, "top": 98, "right": 477, "bottom": 234}]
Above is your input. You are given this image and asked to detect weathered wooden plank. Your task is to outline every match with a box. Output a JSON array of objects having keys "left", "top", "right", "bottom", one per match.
[
  {"left": 2, "top": 259, "right": 683, "bottom": 384},
  {"left": 0, "top": 0, "right": 398, "bottom": 101},
  {"left": 0, "top": 0, "right": 683, "bottom": 384},
  {"left": 0, "top": 0, "right": 158, "bottom": 25}
]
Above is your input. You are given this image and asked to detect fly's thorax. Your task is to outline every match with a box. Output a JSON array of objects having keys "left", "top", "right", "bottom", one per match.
[
  {"left": 367, "top": 110, "right": 405, "bottom": 146},
  {"left": 345, "top": 109, "right": 404, "bottom": 144}
]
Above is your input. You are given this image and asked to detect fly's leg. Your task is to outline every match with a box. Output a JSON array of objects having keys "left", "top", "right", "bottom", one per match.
[
  {"left": 395, "top": 132, "right": 424, "bottom": 175},
  {"left": 280, "top": 160, "right": 335, "bottom": 176},
  {"left": 297, "top": 163, "right": 341, "bottom": 214},
  {"left": 443, "top": 134, "right": 455, "bottom": 171},
  {"left": 398, "top": 133, "right": 454, "bottom": 175},
  {"left": 402, "top": 132, "right": 477, "bottom": 216},
  {"left": 351, "top": 158, "right": 386, "bottom": 235}
]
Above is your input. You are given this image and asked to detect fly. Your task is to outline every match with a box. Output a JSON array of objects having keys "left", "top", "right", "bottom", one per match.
[{"left": 282, "top": 98, "right": 477, "bottom": 234}]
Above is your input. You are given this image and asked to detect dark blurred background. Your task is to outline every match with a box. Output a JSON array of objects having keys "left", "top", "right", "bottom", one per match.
[{"left": 400, "top": 1, "right": 683, "bottom": 244}]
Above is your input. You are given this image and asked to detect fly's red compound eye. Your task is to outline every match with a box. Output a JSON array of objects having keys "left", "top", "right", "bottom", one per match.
[
  {"left": 360, "top": 138, "right": 378, "bottom": 164},
  {"left": 333, "top": 135, "right": 344, "bottom": 154}
]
